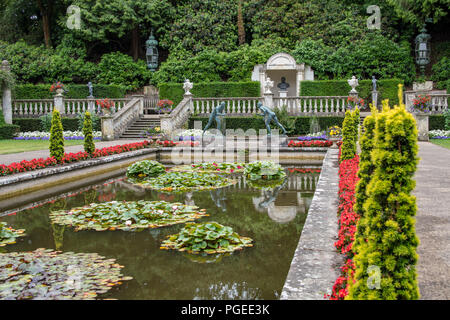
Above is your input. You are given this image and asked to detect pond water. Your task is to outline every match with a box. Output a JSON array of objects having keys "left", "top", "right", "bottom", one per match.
[{"left": 0, "top": 169, "right": 318, "bottom": 300}]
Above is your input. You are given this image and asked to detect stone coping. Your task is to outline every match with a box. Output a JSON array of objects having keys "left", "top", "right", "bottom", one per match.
[
  {"left": 0, "top": 146, "right": 329, "bottom": 188},
  {"left": 281, "top": 148, "right": 342, "bottom": 300},
  {"left": 0, "top": 148, "right": 158, "bottom": 187}
]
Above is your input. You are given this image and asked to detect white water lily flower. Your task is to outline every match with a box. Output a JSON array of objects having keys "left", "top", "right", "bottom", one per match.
[
  {"left": 157, "top": 210, "right": 164, "bottom": 214},
  {"left": 125, "top": 220, "right": 132, "bottom": 226},
  {"left": 172, "top": 205, "right": 178, "bottom": 210}
]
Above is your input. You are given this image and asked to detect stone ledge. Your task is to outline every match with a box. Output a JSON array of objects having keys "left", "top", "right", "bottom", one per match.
[
  {"left": 0, "top": 147, "right": 159, "bottom": 187},
  {"left": 281, "top": 148, "right": 342, "bottom": 300}
]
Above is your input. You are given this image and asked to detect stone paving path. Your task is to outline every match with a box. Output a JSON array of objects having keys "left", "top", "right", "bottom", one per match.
[
  {"left": 414, "top": 142, "right": 450, "bottom": 300},
  {"left": 0, "top": 139, "right": 145, "bottom": 165}
]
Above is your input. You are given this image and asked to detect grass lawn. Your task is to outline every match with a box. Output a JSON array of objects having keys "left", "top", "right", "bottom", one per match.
[
  {"left": 430, "top": 139, "right": 450, "bottom": 150},
  {"left": 0, "top": 140, "right": 84, "bottom": 155}
]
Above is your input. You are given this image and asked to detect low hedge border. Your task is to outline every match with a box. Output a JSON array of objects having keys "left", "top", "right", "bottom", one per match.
[
  {"left": 13, "top": 118, "right": 80, "bottom": 132},
  {"left": 189, "top": 116, "right": 344, "bottom": 135},
  {"left": 14, "top": 84, "right": 127, "bottom": 100},
  {"left": 300, "top": 79, "right": 404, "bottom": 106},
  {"left": 159, "top": 81, "right": 260, "bottom": 106}
]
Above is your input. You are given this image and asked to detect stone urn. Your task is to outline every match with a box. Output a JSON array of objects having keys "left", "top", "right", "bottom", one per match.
[
  {"left": 55, "top": 88, "right": 64, "bottom": 96},
  {"left": 102, "top": 108, "right": 112, "bottom": 116},
  {"left": 329, "top": 137, "right": 341, "bottom": 149}
]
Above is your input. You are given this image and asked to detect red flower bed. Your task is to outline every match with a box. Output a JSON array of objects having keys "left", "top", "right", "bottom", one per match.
[
  {"left": 326, "top": 148, "right": 360, "bottom": 300},
  {"left": 288, "top": 140, "right": 332, "bottom": 148},
  {"left": 287, "top": 168, "right": 321, "bottom": 174},
  {"left": 0, "top": 141, "right": 151, "bottom": 177}
]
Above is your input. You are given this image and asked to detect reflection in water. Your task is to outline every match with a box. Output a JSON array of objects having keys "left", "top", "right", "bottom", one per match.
[
  {"left": 210, "top": 188, "right": 227, "bottom": 212},
  {"left": 0, "top": 170, "right": 318, "bottom": 300}
]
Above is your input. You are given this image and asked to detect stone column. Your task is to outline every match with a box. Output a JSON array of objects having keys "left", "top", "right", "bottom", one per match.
[
  {"left": 54, "top": 90, "right": 65, "bottom": 114},
  {"left": 414, "top": 113, "right": 429, "bottom": 141},
  {"left": 372, "top": 90, "right": 379, "bottom": 109},
  {"left": 264, "top": 92, "right": 274, "bottom": 109},
  {"left": 1, "top": 60, "right": 13, "bottom": 124},
  {"left": 101, "top": 116, "right": 115, "bottom": 141}
]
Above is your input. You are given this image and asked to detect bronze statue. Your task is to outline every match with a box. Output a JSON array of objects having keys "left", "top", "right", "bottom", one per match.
[
  {"left": 277, "top": 77, "right": 290, "bottom": 91},
  {"left": 203, "top": 102, "right": 226, "bottom": 134},
  {"left": 257, "top": 102, "right": 287, "bottom": 136}
]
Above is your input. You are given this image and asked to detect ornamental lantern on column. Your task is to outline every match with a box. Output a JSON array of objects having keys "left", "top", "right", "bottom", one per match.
[
  {"left": 415, "top": 24, "right": 431, "bottom": 77},
  {"left": 146, "top": 29, "right": 159, "bottom": 71}
]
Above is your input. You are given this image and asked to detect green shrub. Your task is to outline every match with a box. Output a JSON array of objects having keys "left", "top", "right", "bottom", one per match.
[
  {"left": 0, "top": 110, "right": 5, "bottom": 125},
  {"left": 429, "top": 115, "right": 445, "bottom": 130},
  {"left": 189, "top": 116, "right": 344, "bottom": 135},
  {"left": 96, "top": 52, "right": 152, "bottom": 91},
  {"left": 14, "top": 84, "right": 126, "bottom": 100},
  {"left": 353, "top": 107, "right": 360, "bottom": 144},
  {"left": 160, "top": 82, "right": 260, "bottom": 107},
  {"left": 82, "top": 112, "right": 95, "bottom": 156},
  {"left": 77, "top": 113, "right": 101, "bottom": 132},
  {"left": 61, "top": 118, "right": 80, "bottom": 131},
  {"left": 348, "top": 104, "right": 420, "bottom": 300},
  {"left": 274, "top": 106, "right": 296, "bottom": 134},
  {"left": 12, "top": 118, "right": 42, "bottom": 132},
  {"left": 126, "top": 160, "right": 166, "bottom": 179},
  {"left": 0, "top": 124, "right": 20, "bottom": 139},
  {"left": 300, "top": 79, "right": 404, "bottom": 106},
  {"left": 432, "top": 57, "right": 450, "bottom": 90},
  {"left": 445, "top": 110, "right": 450, "bottom": 131},
  {"left": 340, "top": 110, "right": 356, "bottom": 162},
  {"left": 40, "top": 114, "right": 52, "bottom": 132},
  {"left": 49, "top": 110, "right": 65, "bottom": 161}
]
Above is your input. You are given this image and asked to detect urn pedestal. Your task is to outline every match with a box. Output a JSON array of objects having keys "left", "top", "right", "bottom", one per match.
[{"left": 413, "top": 113, "right": 429, "bottom": 141}]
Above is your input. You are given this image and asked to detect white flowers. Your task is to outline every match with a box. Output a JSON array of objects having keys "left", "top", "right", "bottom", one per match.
[
  {"left": 15, "top": 131, "right": 102, "bottom": 139},
  {"left": 429, "top": 130, "right": 450, "bottom": 138},
  {"left": 125, "top": 220, "right": 132, "bottom": 226},
  {"left": 178, "top": 129, "right": 212, "bottom": 137}
]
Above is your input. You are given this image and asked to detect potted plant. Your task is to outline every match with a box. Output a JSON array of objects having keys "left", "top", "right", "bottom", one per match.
[
  {"left": 157, "top": 99, "right": 174, "bottom": 114},
  {"left": 96, "top": 98, "right": 115, "bottom": 115},
  {"left": 347, "top": 96, "right": 364, "bottom": 110},
  {"left": 410, "top": 94, "right": 431, "bottom": 113},
  {"left": 50, "top": 82, "right": 66, "bottom": 95},
  {"left": 327, "top": 125, "right": 342, "bottom": 149}
]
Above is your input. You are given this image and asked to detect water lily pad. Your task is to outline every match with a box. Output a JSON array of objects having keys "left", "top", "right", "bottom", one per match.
[
  {"left": 247, "top": 178, "right": 286, "bottom": 191},
  {"left": 129, "top": 171, "right": 236, "bottom": 193},
  {"left": 0, "top": 248, "right": 131, "bottom": 300},
  {"left": 244, "top": 161, "right": 286, "bottom": 181},
  {"left": 171, "top": 162, "right": 246, "bottom": 174},
  {"left": 0, "top": 222, "right": 25, "bottom": 247},
  {"left": 161, "top": 222, "right": 253, "bottom": 255},
  {"left": 49, "top": 200, "right": 208, "bottom": 231}
]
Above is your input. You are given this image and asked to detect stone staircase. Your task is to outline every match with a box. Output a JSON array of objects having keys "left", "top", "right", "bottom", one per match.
[{"left": 120, "top": 115, "right": 161, "bottom": 139}]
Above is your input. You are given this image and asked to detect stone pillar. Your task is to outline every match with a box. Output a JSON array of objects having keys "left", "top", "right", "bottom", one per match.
[
  {"left": 264, "top": 92, "right": 274, "bottom": 109},
  {"left": 133, "top": 95, "right": 145, "bottom": 115},
  {"left": 1, "top": 60, "right": 12, "bottom": 124},
  {"left": 414, "top": 113, "right": 429, "bottom": 141},
  {"left": 372, "top": 90, "right": 379, "bottom": 109},
  {"left": 101, "top": 116, "right": 115, "bottom": 141},
  {"left": 54, "top": 90, "right": 65, "bottom": 114}
]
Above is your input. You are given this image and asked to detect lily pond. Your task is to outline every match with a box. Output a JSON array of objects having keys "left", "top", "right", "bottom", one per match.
[{"left": 0, "top": 167, "right": 319, "bottom": 300}]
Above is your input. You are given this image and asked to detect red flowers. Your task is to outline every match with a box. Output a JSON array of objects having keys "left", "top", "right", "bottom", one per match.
[
  {"left": 50, "top": 82, "right": 65, "bottom": 92},
  {"left": 287, "top": 168, "right": 321, "bottom": 174},
  {"left": 326, "top": 148, "right": 360, "bottom": 300},
  {"left": 288, "top": 140, "right": 333, "bottom": 148},
  {"left": 0, "top": 141, "right": 151, "bottom": 177},
  {"left": 96, "top": 98, "right": 115, "bottom": 109}
]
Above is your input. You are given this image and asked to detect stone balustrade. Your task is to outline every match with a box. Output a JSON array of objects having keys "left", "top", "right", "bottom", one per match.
[
  {"left": 160, "top": 95, "right": 193, "bottom": 134},
  {"left": 12, "top": 97, "right": 131, "bottom": 117},
  {"left": 274, "top": 96, "right": 349, "bottom": 115},
  {"left": 405, "top": 92, "right": 449, "bottom": 113},
  {"left": 101, "top": 97, "right": 142, "bottom": 141},
  {"left": 193, "top": 97, "right": 263, "bottom": 115}
]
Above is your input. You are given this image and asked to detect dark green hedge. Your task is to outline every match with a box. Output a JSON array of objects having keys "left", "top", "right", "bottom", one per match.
[
  {"left": 300, "top": 79, "right": 404, "bottom": 105},
  {"left": 159, "top": 82, "right": 260, "bottom": 106},
  {"left": 429, "top": 115, "right": 445, "bottom": 130},
  {"left": 14, "top": 84, "right": 127, "bottom": 99},
  {"left": 0, "top": 124, "right": 20, "bottom": 139},
  {"left": 13, "top": 118, "right": 80, "bottom": 132},
  {"left": 189, "top": 116, "right": 343, "bottom": 135}
]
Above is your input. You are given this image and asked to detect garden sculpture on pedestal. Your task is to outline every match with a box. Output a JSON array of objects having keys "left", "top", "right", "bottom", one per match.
[
  {"left": 277, "top": 77, "right": 290, "bottom": 91},
  {"left": 203, "top": 102, "right": 226, "bottom": 135},
  {"left": 183, "top": 79, "right": 193, "bottom": 95},
  {"left": 257, "top": 102, "right": 287, "bottom": 136},
  {"left": 372, "top": 76, "right": 377, "bottom": 92},
  {"left": 348, "top": 76, "right": 359, "bottom": 94},
  {"left": 264, "top": 77, "right": 274, "bottom": 94},
  {"left": 87, "top": 82, "right": 94, "bottom": 97}
]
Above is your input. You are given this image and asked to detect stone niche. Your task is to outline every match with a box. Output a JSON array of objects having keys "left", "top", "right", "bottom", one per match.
[{"left": 251, "top": 52, "right": 314, "bottom": 97}]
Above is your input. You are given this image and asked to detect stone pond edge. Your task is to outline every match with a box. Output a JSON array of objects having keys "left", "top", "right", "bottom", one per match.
[{"left": 281, "top": 148, "right": 342, "bottom": 300}]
